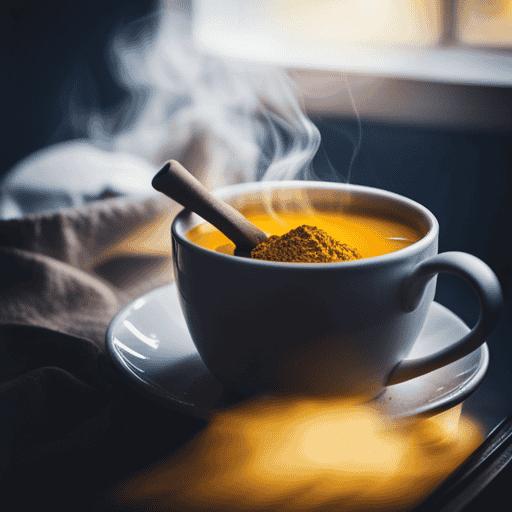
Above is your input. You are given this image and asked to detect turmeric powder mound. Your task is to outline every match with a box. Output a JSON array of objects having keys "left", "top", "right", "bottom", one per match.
[{"left": 250, "top": 225, "right": 361, "bottom": 263}]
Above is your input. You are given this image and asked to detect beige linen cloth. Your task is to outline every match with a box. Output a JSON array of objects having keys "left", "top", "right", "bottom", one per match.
[
  {"left": 0, "top": 127, "right": 228, "bottom": 345},
  {"left": 0, "top": 192, "right": 203, "bottom": 512},
  {"left": 0, "top": 195, "right": 179, "bottom": 345},
  {"left": 0, "top": 131, "right": 249, "bottom": 511}
]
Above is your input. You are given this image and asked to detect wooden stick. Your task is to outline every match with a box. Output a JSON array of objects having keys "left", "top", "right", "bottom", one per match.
[{"left": 152, "top": 160, "right": 267, "bottom": 254}]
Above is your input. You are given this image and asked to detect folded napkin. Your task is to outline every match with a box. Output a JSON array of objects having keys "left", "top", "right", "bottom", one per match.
[{"left": 0, "top": 195, "right": 207, "bottom": 512}]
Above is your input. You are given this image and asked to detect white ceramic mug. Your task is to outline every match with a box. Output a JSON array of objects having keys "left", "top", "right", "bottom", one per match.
[{"left": 171, "top": 181, "right": 502, "bottom": 399}]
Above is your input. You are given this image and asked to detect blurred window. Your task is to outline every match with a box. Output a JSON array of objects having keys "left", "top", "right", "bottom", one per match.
[
  {"left": 271, "top": 0, "right": 442, "bottom": 46},
  {"left": 457, "top": 0, "right": 512, "bottom": 48}
]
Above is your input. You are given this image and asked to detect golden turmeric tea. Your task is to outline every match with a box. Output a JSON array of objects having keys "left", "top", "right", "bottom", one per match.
[{"left": 186, "top": 210, "right": 423, "bottom": 261}]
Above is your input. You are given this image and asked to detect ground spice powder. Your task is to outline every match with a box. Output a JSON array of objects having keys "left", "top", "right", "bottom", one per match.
[{"left": 250, "top": 225, "right": 361, "bottom": 263}]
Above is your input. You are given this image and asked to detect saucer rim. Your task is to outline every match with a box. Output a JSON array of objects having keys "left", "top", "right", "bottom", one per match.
[{"left": 106, "top": 284, "right": 489, "bottom": 420}]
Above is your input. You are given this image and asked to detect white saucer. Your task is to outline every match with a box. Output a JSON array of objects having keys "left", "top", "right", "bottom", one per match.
[{"left": 106, "top": 284, "right": 489, "bottom": 419}]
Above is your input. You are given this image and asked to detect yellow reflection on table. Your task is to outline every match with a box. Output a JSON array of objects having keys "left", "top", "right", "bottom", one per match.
[{"left": 112, "top": 395, "right": 483, "bottom": 512}]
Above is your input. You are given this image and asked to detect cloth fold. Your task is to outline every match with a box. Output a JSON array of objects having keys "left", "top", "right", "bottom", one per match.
[
  {"left": 0, "top": 195, "right": 178, "bottom": 341},
  {"left": 0, "top": 195, "right": 205, "bottom": 512}
]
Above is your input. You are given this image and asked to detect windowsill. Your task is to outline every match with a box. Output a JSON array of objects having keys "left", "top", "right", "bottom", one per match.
[
  {"left": 194, "top": 8, "right": 512, "bottom": 132},
  {"left": 195, "top": 26, "right": 512, "bottom": 131},
  {"left": 288, "top": 64, "right": 512, "bottom": 132},
  {"left": 280, "top": 42, "right": 512, "bottom": 88},
  {"left": 195, "top": 22, "right": 512, "bottom": 88}
]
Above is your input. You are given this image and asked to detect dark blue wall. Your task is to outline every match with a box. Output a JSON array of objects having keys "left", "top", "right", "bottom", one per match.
[{"left": 1, "top": 0, "right": 158, "bottom": 175}]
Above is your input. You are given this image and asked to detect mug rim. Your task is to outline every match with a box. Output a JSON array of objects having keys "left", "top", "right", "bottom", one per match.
[{"left": 172, "top": 180, "right": 439, "bottom": 268}]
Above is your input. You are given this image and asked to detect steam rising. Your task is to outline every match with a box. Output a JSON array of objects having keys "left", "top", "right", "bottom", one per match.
[{"left": 88, "top": 5, "right": 322, "bottom": 188}]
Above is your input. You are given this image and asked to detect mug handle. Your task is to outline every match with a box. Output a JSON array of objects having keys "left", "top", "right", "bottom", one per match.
[{"left": 386, "top": 251, "right": 502, "bottom": 386}]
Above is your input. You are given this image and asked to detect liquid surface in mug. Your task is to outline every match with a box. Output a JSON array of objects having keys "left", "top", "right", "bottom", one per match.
[{"left": 186, "top": 209, "right": 423, "bottom": 260}]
